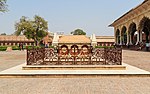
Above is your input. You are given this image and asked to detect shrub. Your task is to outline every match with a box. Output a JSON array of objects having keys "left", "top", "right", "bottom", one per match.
[
  {"left": 49, "top": 45, "right": 54, "bottom": 48},
  {"left": 0, "top": 46, "right": 20, "bottom": 51},
  {"left": 0, "top": 45, "right": 45, "bottom": 51},
  {"left": 0, "top": 46, "right": 7, "bottom": 51},
  {"left": 26, "top": 46, "right": 42, "bottom": 50},
  {"left": 12, "top": 46, "right": 20, "bottom": 50},
  {"left": 95, "top": 46, "right": 114, "bottom": 48}
]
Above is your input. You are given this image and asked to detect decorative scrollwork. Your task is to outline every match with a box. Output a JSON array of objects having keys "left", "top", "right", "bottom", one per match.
[{"left": 27, "top": 47, "right": 122, "bottom": 65}]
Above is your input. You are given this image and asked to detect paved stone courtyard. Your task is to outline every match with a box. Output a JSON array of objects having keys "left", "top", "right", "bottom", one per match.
[
  {"left": 0, "top": 77, "right": 150, "bottom": 94},
  {"left": 123, "top": 50, "right": 150, "bottom": 72},
  {"left": 0, "top": 50, "right": 150, "bottom": 72},
  {"left": 0, "top": 50, "right": 150, "bottom": 94},
  {"left": 0, "top": 51, "right": 25, "bottom": 72}
]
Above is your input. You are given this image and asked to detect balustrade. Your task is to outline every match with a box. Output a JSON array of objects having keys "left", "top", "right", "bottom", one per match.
[{"left": 27, "top": 47, "right": 122, "bottom": 65}]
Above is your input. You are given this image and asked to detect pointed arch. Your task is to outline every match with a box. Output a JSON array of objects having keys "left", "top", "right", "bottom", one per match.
[
  {"left": 116, "top": 29, "right": 120, "bottom": 44},
  {"left": 128, "top": 22, "right": 137, "bottom": 44},
  {"left": 121, "top": 26, "right": 127, "bottom": 45},
  {"left": 139, "top": 17, "right": 150, "bottom": 43}
]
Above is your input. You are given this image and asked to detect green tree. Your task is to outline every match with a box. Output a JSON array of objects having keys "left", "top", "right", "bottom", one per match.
[
  {"left": 0, "top": 0, "right": 7, "bottom": 12},
  {"left": 71, "top": 29, "right": 86, "bottom": 35},
  {"left": 15, "top": 15, "right": 48, "bottom": 46},
  {"left": 0, "top": 33, "right": 6, "bottom": 35}
]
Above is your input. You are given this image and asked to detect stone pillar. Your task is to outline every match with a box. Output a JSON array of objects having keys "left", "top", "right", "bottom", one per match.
[
  {"left": 13, "top": 43, "right": 15, "bottom": 46},
  {"left": 140, "top": 31, "right": 143, "bottom": 42},
  {"left": 114, "top": 29, "right": 117, "bottom": 44},
  {"left": 136, "top": 31, "right": 140, "bottom": 45},
  {"left": 115, "top": 34, "right": 119, "bottom": 45},
  {"left": 129, "top": 34, "right": 133, "bottom": 45},
  {"left": 116, "top": 36, "right": 118, "bottom": 45},
  {"left": 120, "top": 35, "right": 122, "bottom": 45},
  {"left": 127, "top": 32, "right": 130, "bottom": 45},
  {"left": 115, "top": 37, "right": 117, "bottom": 44}
]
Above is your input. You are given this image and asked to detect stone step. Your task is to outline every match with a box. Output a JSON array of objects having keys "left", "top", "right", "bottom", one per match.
[
  {"left": 0, "top": 74, "right": 150, "bottom": 78},
  {"left": 0, "top": 63, "right": 149, "bottom": 78},
  {"left": 22, "top": 65, "right": 126, "bottom": 70}
]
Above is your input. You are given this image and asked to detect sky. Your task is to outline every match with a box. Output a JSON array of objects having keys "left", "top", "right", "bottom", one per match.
[{"left": 0, "top": 0, "right": 144, "bottom": 36}]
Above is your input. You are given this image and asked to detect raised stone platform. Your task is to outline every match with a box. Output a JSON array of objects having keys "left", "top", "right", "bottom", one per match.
[
  {"left": 0, "top": 63, "right": 149, "bottom": 78},
  {"left": 22, "top": 65, "right": 126, "bottom": 70}
]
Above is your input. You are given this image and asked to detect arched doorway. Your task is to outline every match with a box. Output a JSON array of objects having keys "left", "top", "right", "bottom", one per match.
[
  {"left": 128, "top": 23, "right": 137, "bottom": 45},
  {"left": 139, "top": 17, "right": 150, "bottom": 51},
  {"left": 121, "top": 26, "right": 127, "bottom": 45},
  {"left": 116, "top": 29, "right": 120, "bottom": 44},
  {"left": 139, "top": 17, "right": 150, "bottom": 43}
]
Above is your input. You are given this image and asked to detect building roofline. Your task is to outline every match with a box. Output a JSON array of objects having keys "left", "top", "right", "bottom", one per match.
[
  {"left": 96, "top": 36, "right": 114, "bottom": 37},
  {"left": 109, "top": 0, "right": 148, "bottom": 27}
]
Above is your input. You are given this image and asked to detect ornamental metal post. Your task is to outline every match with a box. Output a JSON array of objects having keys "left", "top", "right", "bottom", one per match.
[
  {"left": 42, "top": 48, "right": 45, "bottom": 65},
  {"left": 27, "top": 48, "right": 29, "bottom": 65},
  {"left": 58, "top": 45, "right": 60, "bottom": 65},
  {"left": 89, "top": 45, "right": 92, "bottom": 65},
  {"left": 104, "top": 48, "right": 106, "bottom": 65},
  {"left": 73, "top": 44, "right": 75, "bottom": 65},
  {"left": 120, "top": 48, "right": 122, "bottom": 65}
]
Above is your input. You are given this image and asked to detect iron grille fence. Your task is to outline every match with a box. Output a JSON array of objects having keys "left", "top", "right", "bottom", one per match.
[{"left": 27, "top": 47, "right": 122, "bottom": 65}]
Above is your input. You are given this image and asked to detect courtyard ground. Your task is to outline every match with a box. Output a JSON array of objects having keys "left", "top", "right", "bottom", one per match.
[
  {"left": 0, "top": 50, "right": 149, "bottom": 72},
  {"left": 123, "top": 50, "right": 150, "bottom": 72},
  {"left": 0, "top": 51, "right": 25, "bottom": 72},
  {"left": 0, "top": 77, "right": 150, "bottom": 94},
  {"left": 0, "top": 50, "right": 149, "bottom": 94}
]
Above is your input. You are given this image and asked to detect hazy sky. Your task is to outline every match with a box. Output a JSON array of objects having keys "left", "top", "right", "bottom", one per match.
[{"left": 0, "top": 0, "right": 144, "bottom": 36}]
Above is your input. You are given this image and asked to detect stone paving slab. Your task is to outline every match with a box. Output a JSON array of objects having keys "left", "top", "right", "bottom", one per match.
[
  {"left": 0, "top": 63, "right": 149, "bottom": 77},
  {"left": 0, "top": 77, "right": 150, "bottom": 94}
]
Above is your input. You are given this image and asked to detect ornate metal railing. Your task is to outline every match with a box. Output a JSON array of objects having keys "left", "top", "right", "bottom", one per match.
[
  {"left": 27, "top": 48, "right": 122, "bottom": 65},
  {"left": 105, "top": 48, "right": 122, "bottom": 65},
  {"left": 27, "top": 48, "right": 45, "bottom": 65}
]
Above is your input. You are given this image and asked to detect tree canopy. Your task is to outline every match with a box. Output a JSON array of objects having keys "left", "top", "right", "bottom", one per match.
[
  {"left": 71, "top": 29, "right": 86, "bottom": 35},
  {"left": 0, "top": 33, "right": 6, "bottom": 35},
  {"left": 0, "top": 0, "right": 7, "bottom": 12},
  {"left": 15, "top": 15, "right": 48, "bottom": 46}
]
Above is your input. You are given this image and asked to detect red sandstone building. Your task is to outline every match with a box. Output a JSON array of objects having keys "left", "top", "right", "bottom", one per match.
[
  {"left": 0, "top": 35, "right": 114, "bottom": 47},
  {"left": 0, "top": 35, "right": 34, "bottom": 46}
]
